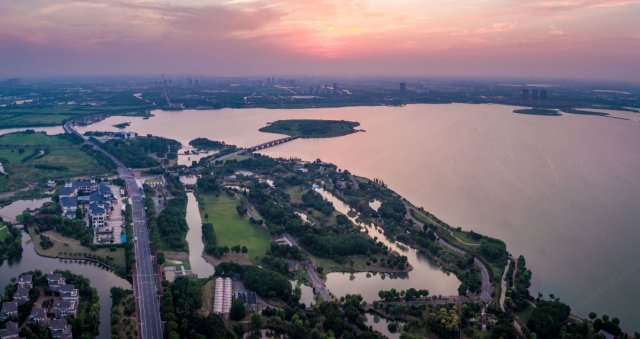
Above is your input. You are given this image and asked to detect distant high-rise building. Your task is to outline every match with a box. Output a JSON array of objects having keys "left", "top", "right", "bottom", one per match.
[
  {"left": 522, "top": 88, "right": 529, "bottom": 99},
  {"left": 540, "top": 89, "right": 548, "bottom": 100},
  {"left": 400, "top": 82, "right": 407, "bottom": 91},
  {"left": 532, "top": 89, "right": 539, "bottom": 100}
]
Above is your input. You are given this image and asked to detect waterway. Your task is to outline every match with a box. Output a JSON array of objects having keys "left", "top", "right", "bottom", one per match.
[
  {"left": 0, "top": 126, "right": 64, "bottom": 136},
  {"left": 185, "top": 192, "right": 216, "bottom": 278},
  {"left": 316, "top": 188, "right": 460, "bottom": 301},
  {"left": 0, "top": 198, "right": 51, "bottom": 219},
  {"left": 76, "top": 104, "right": 640, "bottom": 329},
  {"left": 0, "top": 200, "right": 130, "bottom": 339}
]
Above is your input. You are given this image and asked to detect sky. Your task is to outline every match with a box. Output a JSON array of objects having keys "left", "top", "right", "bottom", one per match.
[{"left": 0, "top": 0, "right": 639, "bottom": 81}]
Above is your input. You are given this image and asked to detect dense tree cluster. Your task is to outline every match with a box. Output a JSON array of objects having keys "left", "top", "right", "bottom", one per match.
[
  {"left": 527, "top": 299, "right": 571, "bottom": 338},
  {"left": 506, "top": 255, "right": 532, "bottom": 311},
  {"left": 0, "top": 221, "right": 23, "bottom": 259},
  {"left": 215, "top": 262, "right": 293, "bottom": 302},
  {"left": 161, "top": 277, "right": 233, "bottom": 339},
  {"left": 378, "top": 288, "right": 429, "bottom": 301},
  {"left": 301, "top": 190, "right": 333, "bottom": 216},
  {"left": 189, "top": 138, "right": 227, "bottom": 150},
  {"left": 100, "top": 136, "right": 180, "bottom": 168},
  {"left": 145, "top": 178, "right": 189, "bottom": 251}
]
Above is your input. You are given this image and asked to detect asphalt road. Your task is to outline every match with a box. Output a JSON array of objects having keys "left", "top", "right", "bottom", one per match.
[
  {"left": 64, "top": 122, "right": 163, "bottom": 339},
  {"left": 405, "top": 206, "right": 492, "bottom": 301}
]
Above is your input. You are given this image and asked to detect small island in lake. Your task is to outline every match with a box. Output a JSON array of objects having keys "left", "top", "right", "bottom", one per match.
[
  {"left": 259, "top": 119, "right": 361, "bottom": 138},
  {"left": 513, "top": 108, "right": 562, "bottom": 116},
  {"left": 113, "top": 122, "right": 131, "bottom": 129}
]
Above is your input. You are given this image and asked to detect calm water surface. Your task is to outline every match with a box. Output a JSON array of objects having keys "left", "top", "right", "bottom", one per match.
[
  {"left": 78, "top": 104, "right": 640, "bottom": 329},
  {"left": 0, "top": 201, "right": 130, "bottom": 339},
  {"left": 185, "top": 192, "right": 215, "bottom": 278}
]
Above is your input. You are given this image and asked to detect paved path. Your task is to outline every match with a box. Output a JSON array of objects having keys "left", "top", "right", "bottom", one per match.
[
  {"left": 405, "top": 206, "right": 492, "bottom": 301},
  {"left": 282, "top": 233, "right": 332, "bottom": 301},
  {"left": 64, "top": 121, "right": 163, "bottom": 339}
]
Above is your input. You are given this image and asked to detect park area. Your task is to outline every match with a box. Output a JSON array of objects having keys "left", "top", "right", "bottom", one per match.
[
  {"left": 198, "top": 193, "right": 271, "bottom": 262},
  {"left": 0, "top": 131, "right": 113, "bottom": 192}
]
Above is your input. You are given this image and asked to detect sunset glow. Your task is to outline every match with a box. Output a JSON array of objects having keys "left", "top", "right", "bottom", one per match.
[{"left": 1, "top": 0, "right": 639, "bottom": 80}]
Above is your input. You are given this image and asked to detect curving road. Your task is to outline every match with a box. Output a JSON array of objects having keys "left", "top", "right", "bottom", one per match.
[
  {"left": 405, "top": 206, "right": 492, "bottom": 301},
  {"left": 64, "top": 121, "right": 163, "bottom": 339}
]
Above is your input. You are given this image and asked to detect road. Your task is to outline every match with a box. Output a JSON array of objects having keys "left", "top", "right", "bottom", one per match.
[
  {"left": 282, "top": 233, "right": 332, "bottom": 301},
  {"left": 405, "top": 206, "right": 492, "bottom": 301},
  {"left": 64, "top": 122, "right": 163, "bottom": 339}
]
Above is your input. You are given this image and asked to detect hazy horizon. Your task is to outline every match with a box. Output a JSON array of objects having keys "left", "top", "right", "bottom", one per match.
[{"left": 1, "top": 0, "right": 639, "bottom": 82}]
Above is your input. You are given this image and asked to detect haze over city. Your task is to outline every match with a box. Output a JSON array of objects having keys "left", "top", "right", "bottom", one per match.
[{"left": 1, "top": 0, "right": 639, "bottom": 81}]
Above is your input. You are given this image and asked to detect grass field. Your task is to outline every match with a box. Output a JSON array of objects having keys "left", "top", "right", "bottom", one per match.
[
  {"left": 30, "top": 228, "right": 127, "bottom": 270},
  {"left": 199, "top": 194, "right": 271, "bottom": 260},
  {"left": 0, "top": 131, "right": 113, "bottom": 192},
  {"left": 0, "top": 226, "right": 8, "bottom": 242},
  {"left": 0, "top": 105, "right": 151, "bottom": 129}
]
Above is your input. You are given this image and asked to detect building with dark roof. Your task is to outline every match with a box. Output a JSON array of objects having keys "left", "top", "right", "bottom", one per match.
[
  {"left": 12, "top": 286, "right": 30, "bottom": 304},
  {"left": 59, "top": 284, "right": 79, "bottom": 301},
  {"left": 18, "top": 274, "right": 33, "bottom": 288},
  {"left": 0, "top": 321, "right": 19, "bottom": 339},
  {"left": 28, "top": 307, "right": 47, "bottom": 326},
  {"left": 0, "top": 301, "right": 18, "bottom": 321},
  {"left": 49, "top": 319, "right": 73, "bottom": 339},
  {"left": 47, "top": 273, "right": 66, "bottom": 292}
]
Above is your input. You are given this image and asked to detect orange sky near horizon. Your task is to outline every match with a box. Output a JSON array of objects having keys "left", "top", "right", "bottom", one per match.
[{"left": 0, "top": 0, "right": 639, "bottom": 80}]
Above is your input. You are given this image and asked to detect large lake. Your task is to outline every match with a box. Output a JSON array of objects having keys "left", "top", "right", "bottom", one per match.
[{"left": 78, "top": 104, "right": 640, "bottom": 329}]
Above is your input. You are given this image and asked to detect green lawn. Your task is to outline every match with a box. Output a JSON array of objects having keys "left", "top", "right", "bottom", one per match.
[
  {"left": 199, "top": 194, "right": 271, "bottom": 260},
  {"left": 0, "top": 132, "right": 113, "bottom": 192},
  {"left": 0, "top": 104, "right": 151, "bottom": 128},
  {"left": 30, "top": 228, "right": 127, "bottom": 272}
]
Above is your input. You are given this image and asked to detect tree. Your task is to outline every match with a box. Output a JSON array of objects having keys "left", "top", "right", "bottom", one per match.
[
  {"left": 250, "top": 314, "right": 262, "bottom": 331},
  {"left": 230, "top": 299, "right": 246, "bottom": 321},
  {"left": 589, "top": 312, "right": 597, "bottom": 320},
  {"left": 527, "top": 300, "right": 570, "bottom": 338}
]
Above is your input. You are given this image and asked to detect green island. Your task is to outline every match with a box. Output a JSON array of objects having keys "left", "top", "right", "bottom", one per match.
[
  {"left": 259, "top": 119, "right": 361, "bottom": 138},
  {"left": 512, "top": 108, "right": 562, "bottom": 116},
  {"left": 112, "top": 122, "right": 130, "bottom": 129}
]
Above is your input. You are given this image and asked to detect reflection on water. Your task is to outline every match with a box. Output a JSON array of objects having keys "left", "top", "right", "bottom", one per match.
[
  {"left": 0, "top": 126, "right": 64, "bottom": 136},
  {"left": 0, "top": 198, "right": 51, "bottom": 220},
  {"left": 76, "top": 104, "right": 640, "bottom": 328},
  {"left": 365, "top": 313, "right": 402, "bottom": 339},
  {"left": 185, "top": 192, "right": 215, "bottom": 278},
  {"left": 291, "top": 280, "right": 315, "bottom": 307},
  {"left": 316, "top": 188, "right": 460, "bottom": 301},
  {"left": 0, "top": 233, "right": 130, "bottom": 339}
]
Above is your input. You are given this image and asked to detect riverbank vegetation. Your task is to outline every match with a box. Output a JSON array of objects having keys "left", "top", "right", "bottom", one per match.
[
  {"left": 20, "top": 204, "right": 128, "bottom": 276},
  {"left": 0, "top": 221, "right": 22, "bottom": 259},
  {"left": 259, "top": 119, "right": 361, "bottom": 138},
  {"left": 110, "top": 287, "right": 137, "bottom": 339},
  {"left": 144, "top": 177, "right": 189, "bottom": 252},
  {"left": 0, "top": 131, "right": 114, "bottom": 192},
  {"left": 98, "top": 135, "right": 180, "bottom": 168}
]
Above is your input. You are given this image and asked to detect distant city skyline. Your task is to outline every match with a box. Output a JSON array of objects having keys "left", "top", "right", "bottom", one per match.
[{"left": 1, "top": 0, "right": 639, "bottom": 82}]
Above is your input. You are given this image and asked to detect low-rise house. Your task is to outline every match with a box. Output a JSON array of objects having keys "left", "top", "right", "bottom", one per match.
[
  {"left": 0, "top": 301, "right": 18, "bottom": 321},
  {"left": 49, "top": 319, "right": 73, "bottom": 339},
  {"left": 12, "top": 286, "right": 30, "bottom": 305},
  {"left": 59, "top": 197, "right": 78, "bottom": 217},
  {"left": 59, "top": 284, "right": 79, "bottom": 301},
  {"left": 0, "top": 321, "right": 19, "bottom": 339},
  {"left": 28, "top": 307, "right": 47, "bottom": 326},
  {"left": 18, "top": 274, "right": 33, "bottom": 288},
  {"left": 89, "top": 203, "right": 107, "bottom": 228},
  {"left": 47, "top": 273, "right": 66, "bottom": 292},
  {"left": 51, "top": 299, "right": 78, "bottom": 319},
  {"left": 287, "top": 260, "right": 301, "bottom": 272}
]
